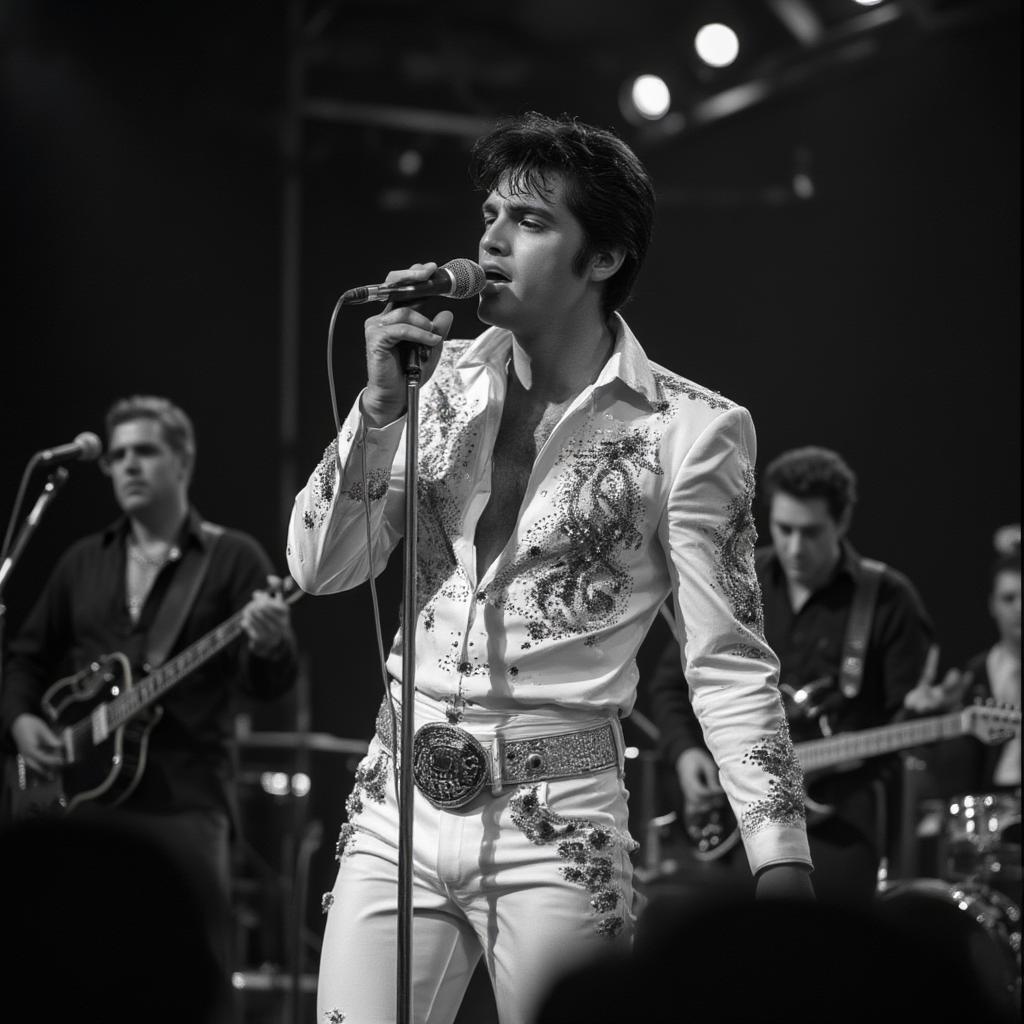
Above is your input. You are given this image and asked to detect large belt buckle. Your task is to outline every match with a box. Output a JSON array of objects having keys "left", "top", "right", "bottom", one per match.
[{"left": 412, "top": 723, "right": 489, "bottom": 809}]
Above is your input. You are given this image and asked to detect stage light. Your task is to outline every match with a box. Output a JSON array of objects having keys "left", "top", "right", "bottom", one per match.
[
  {"left": 694, "top": 22, "right": 741, "bottom": 68},
  {"left": 259, "top": 770, "right": 311, "bottom": 797},
  {"left": 619, "top": 73, "right": 673, "bottom": 125},
  {"left": 852, "top": 0, "right": 885, "bottom": 6},
  {"left": 260, "top": 771, "right": 290, "bottom": 796},
  {"left": 631, "top": 74, "right": 672, "bottom": 119}
]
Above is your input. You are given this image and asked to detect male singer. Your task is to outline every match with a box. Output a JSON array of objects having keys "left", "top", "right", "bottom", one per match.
[{"left": 288, "top": 111, "right": 813, "bottom": 1024}]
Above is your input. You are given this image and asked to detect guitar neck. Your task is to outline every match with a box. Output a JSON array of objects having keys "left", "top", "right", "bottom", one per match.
[
  {"left": 796, "top": 710, "right": 964, "bottom": 772},
  {"left": 105, "top": 610, "right": 248, "bottom": 729}
]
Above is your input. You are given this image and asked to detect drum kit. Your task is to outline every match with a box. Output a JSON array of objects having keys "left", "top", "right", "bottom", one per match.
[{"left": 878, "top": 787, "right": 1022, "bottom": 1020}]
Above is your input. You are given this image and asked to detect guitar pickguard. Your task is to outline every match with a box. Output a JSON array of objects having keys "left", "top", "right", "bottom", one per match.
[{"left": 11, "top": 654, "right": 161, "bottom": 817}]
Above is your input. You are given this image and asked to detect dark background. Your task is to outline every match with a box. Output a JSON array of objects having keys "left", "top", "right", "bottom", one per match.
[{"left": 1, "top": 0, "right": 1019, "bottom": 1010}]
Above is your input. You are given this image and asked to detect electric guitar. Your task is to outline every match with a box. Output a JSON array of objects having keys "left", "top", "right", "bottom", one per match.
[
  {"left": 680, "top": 702, "right": 1021, "bottom": 861},
  {"left": 6, "top": 578, "right": 302, "bottom": 820}
]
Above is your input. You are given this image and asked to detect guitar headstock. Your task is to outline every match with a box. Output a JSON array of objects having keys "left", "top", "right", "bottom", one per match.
[{"left": 962, "top": 701, "right": 1022, "bottom": 745}]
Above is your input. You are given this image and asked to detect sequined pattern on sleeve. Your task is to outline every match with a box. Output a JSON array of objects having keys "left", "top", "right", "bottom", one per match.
[
  {"left": 705, "top": 461, "right": 767, "bottom": 640},
  {"left": 738, "top": 722, "right": 806, "bottom": 837},
  {"left": 510, "top": 785, "right": 638, "bottom": 938},
  {"left": 303, "top": 438, "right": 339, "bottom": 530}
]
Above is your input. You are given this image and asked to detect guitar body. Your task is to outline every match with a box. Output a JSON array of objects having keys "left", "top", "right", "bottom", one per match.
[
  {"left": 5, "top": 579, "right": 302, "bottom": 822},
  {"left": 10, "top": 653, "right": 162, "bottom": 819},
  {"left": 675, "top": 703, "right": 1021, "bottom": 862}
]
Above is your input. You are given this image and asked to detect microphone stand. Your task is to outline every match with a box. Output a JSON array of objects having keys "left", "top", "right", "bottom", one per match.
[
  {"left": 396, "top": 340, "right": 424, "bottom": 1024},
  {"left": 0, "top": 467, "right": 70, "bottom": 712}
]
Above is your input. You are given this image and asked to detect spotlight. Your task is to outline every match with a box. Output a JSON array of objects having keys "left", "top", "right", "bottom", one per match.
[
  {"left": 620, "top": 74, "right": 672, "bottom": 124},
  {"left": 694, "top": 22, "right": 741, "bottom": 68}
]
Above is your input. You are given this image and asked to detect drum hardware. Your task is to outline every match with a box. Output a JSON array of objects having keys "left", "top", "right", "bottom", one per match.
[{"left": 941, "top": 790, "right": 1022, "bottom": 903}]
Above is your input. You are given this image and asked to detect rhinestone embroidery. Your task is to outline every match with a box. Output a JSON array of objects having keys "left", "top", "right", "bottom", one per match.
[
  {"left": 705, "top": 460, "right": 767, "bottom": 639},
  {"left": 303, "top": 438, "right": 339, "bottom": 530},
  {"left": 489, "top": 428, "right": 661, "bottom": 647},
  {"left": 344, "top": 468, "right": 389, "bottom": 503},
  {"left": 509, "top": 785, "right": 638, "bottom": 938},
  {"left": 335, "top": 750, "right": 389, "bottom": 861},
  {"left": 653, "top": 371, "right": 735, "bottom": 413},
  {"left": 739, "top": 722, "right": 807, "bottom": 837},
  {"left": 728, "top": 643, "right": 772, "bottom": 660}
]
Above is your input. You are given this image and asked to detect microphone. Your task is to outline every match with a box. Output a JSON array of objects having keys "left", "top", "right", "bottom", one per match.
[
  {"left": 36, "top": 431, "right": 103, "bottom": 466},
  {"left": 342, "top": 259, "right": 486, "bottom": 305}
]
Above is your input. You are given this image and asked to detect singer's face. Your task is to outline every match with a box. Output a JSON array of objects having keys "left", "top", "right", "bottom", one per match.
[
  {"left": 105, "top": 419, "right": 189, "bottom": 516},
  {"left": 477, "top": 174, "right": 591, "bottom": 333}
]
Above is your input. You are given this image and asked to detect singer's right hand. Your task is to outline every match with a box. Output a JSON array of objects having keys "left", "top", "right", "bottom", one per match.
[{"left": 362, "top": 263, "right": 455, "bottom": 427}]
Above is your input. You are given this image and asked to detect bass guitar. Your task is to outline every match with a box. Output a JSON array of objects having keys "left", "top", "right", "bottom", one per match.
[
  {"left": 6, "top": 578, "right": 302, "bottom": 819},
  {"left": 681, "top": 702, "right": 1021, "bottom": 861}
]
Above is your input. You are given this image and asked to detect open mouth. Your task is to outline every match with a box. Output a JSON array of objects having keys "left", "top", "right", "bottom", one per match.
[{"left": 484, "top": 269, "right": 510, "bottom": 283}]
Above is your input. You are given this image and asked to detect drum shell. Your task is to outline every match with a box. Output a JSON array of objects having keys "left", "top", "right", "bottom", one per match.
[{"left": 876, "top": 877, "right": 1021, "bottom": 1023}]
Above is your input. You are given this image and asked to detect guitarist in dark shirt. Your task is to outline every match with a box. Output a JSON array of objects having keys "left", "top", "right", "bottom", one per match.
[
  {"left": 0, "top": 395, "right": 299, "bottom": 1016},
  {"left": 647, "top": 446, "right": 935, "bottom": 905}
]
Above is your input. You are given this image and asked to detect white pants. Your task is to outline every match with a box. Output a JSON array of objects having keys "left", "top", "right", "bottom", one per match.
[{"left": 317, "top": 702, "right": 637, "bottom": 1024}]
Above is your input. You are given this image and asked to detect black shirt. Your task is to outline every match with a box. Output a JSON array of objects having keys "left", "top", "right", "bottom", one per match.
[
  {"left": 648, "top": 541, "right": 935, "bottom": 799},
  {"left": 1, "top": 509, "right": 298, "bottom": 819}
]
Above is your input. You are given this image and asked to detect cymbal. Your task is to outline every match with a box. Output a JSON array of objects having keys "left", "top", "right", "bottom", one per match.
[{"left": 233, "top": 730, "right": 369, "bottom": 755}]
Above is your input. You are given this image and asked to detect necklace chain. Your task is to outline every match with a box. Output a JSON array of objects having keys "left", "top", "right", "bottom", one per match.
[{"left": 128, "top": 542, "right": 170, "bottom": 570}]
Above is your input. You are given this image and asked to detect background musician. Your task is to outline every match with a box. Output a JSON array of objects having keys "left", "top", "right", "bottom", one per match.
[
  {"left": 0, "top": 394, "right": 299, "bottom": 1020},
  {"left": 647, "top": 445, "right": 936, "bottom": 904}
]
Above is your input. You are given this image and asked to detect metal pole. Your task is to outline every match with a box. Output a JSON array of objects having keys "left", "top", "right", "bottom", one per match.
[
  {"left": 279, "top": 0, "right": 305, "bottom": 542},
  {"left": 397, "top": 346, "right": 423, "bottom": 1024}
]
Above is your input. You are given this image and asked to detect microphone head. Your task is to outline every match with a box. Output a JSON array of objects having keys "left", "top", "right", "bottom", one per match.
[
  {"left": 75, "top": 431, "right": 103, "bottom": 462},
  {"left": 442, "top": 259, "right": 486, "bottom": 299}
]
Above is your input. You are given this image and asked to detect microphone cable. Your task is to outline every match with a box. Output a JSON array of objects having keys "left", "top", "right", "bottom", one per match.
[{"left": 326, "top": 291, "right": 399, "bottom": 801}]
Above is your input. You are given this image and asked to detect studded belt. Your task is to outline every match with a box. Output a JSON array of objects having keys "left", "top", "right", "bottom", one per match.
[{"left": 374, "top": 701, "right": 621, "bottom": 810}]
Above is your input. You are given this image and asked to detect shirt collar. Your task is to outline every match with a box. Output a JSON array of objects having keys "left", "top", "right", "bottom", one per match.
[
  {"left": 102, "top": 507, "right": 209, "bottom": 550},
  {"left": 453, "top": 313, "right": 660, "bottom": 407},
  {"left": 763, "top": 539, "right": 863, "bottom": 592}
]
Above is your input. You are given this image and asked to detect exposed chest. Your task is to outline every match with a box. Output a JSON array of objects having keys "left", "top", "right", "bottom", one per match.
[{"left": 473, "top": 390, "right": 574, "bottom": 577}]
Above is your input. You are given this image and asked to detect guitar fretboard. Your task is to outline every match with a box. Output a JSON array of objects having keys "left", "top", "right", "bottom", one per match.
[
  {"left": 112, "top": 615, "right": 247, "bottom": 728},
  {"left": 67, "top": 611, "right": 249, "bottom": 751},
  {"left": 796, "top": 708, "right": 1016, "bottom": 772}
]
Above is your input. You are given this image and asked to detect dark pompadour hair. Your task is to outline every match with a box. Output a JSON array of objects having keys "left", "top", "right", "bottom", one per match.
[
  {"left": 468, "top": 111, "right": 656, "bottom": 317},
  {"left": 762, "top": 446, "right": 858, "bottom": 523}
]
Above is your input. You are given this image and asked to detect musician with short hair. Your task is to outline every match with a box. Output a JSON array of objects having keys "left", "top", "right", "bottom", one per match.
[
  {"left": 648, "top": 445, "right": 936, "bottom": 904},
  {"left": 0, "top": 394, "right": 298, "bottom": 1016}
]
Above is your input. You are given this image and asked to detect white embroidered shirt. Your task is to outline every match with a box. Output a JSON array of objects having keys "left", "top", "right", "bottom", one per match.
[{"left": 287, "top": 315, "right": 811, "bottom": 872}]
